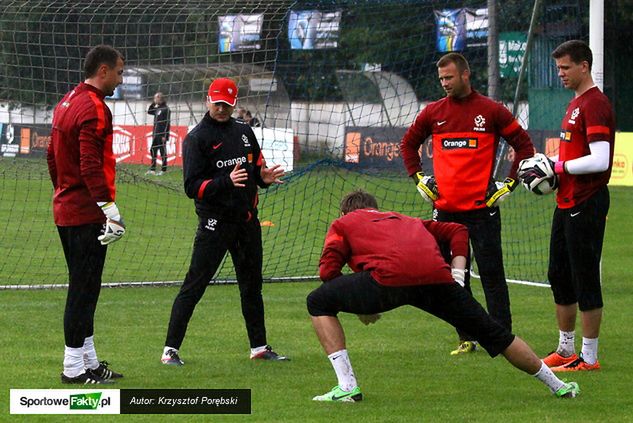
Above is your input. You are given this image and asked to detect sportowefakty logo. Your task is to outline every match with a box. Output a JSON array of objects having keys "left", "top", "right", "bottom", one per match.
[{"left": 69, "top": 392, "right": 106, "bottom": 410}]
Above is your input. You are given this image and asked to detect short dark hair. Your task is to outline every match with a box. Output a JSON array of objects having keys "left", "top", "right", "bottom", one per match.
[
  {"left": 340, "top": 189, "right": 378, "bottom": 214},
  {"left": 436, "top": 52, "right": 470, "bottom": 73},
  {"left": 84, "top": 45, "right": 124, "bottom": 78},
  {"left": 552, "top": 40, "right": 593, "bottom": 70}
]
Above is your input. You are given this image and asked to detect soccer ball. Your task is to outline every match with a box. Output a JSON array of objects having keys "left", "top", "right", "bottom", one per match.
[
  {"left": 517, "top": 153, "right": 558, "bottom": 195},
  {"left": 526, "top": 175, "right": 557, "bottom": 195}
]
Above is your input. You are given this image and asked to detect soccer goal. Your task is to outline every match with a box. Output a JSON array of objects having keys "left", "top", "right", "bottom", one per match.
[{"left": 0, "top": 0, "right": 586, "bottom": 288}]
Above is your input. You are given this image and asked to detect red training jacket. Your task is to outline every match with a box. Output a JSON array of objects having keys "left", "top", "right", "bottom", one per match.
[
  {"left": 557, "top": 87, "right": 615, "bottom": 208},
  {"left": 47, "top": 82, "right": 116, "bottom": 226},
  {"left": 319, "top": 208, "right": 469, "bottom": 286},
  {"left": 400, "top": 90, "right": 534, "bottom": 213}
]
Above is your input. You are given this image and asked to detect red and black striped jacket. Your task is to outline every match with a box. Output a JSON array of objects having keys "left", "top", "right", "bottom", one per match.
[
  {"left": 47, "top": 82, "right": 116, "bottom": 226},
  {"left": 556, "top": 87, "right": 615, "bottom": 208}
]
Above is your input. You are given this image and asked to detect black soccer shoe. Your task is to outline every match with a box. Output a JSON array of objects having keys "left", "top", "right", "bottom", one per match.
[
  {"left": 61, "top": 369, "right": 114, "bottom": 384},
  {"left": 90, "top": 361, "right": 123, "bottom": 380}
]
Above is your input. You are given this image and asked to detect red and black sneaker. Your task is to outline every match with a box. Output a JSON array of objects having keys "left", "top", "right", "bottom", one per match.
[{"left": 250, "top": 345, "right": 290, "bottom": 361}]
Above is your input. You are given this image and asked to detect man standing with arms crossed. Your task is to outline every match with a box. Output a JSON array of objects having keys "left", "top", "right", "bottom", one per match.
[
  {"left": 146, "top": 92, "right": 171, "bottom": 175},
  {"left": 161, "top": 78, "right": 288, "bottom": 365},
  {"left": 400, "top": 53, "right": 534, "bottom": 355},
  {"left": 47, "top": 45, "right": 126, "bottom": 384},
  {"left": 530, "top": 40, "right": 615, "bottom": 372}
]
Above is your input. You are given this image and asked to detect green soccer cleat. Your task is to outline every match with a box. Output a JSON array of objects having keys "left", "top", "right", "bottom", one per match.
[
  {"left": 555, "top": 382, "right": 580, "bottom": 398},
  {"left": 450, "top": 341, "right": 477, "bottom": 356},
  {"left": 312, "top": 385, "right": 363, "bottom": 402}
]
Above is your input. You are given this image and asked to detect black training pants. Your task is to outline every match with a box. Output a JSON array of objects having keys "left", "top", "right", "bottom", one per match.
[
  {"left": 150, "top": 135, "right": 167, "bottom": 171},
  {"left": 548, "top": 186, "right": 609, "bottom": 311},
  {"left": 57, "top": 224, "right": 107, "bottom": 348},
  {"left": 165, "top": 217, "right": 267, "bottom": 349},
  {"left": 307, "top": 271, "right": 515, "bottom": 357},
  {"left": 435, "top": 206, "right": 512, "bottom": 336}
]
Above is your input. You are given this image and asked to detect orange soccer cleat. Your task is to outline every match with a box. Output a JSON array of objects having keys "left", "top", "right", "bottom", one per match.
[
  {"left": 551, "top": 356, "right": 601, "bottom": 372},
  {"left": 542, "top": 351, "right": 578, "bottom": 368}
]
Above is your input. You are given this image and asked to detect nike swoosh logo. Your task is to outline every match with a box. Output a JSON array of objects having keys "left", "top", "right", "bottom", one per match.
[
  {"left": 437, "top": 120, "right": 447, "bottom": 126},
  {"left": 489, "top": 210, "right": 497, "bottom": 216},
  {"left": 212, "top": 143, "right": 222, "bottom": 150},
  {"left": 570, "top": 212, "right": 581, "bottom": 217},
  {"left": 331, "top": 394, "right": 352, "bottom": 401}
]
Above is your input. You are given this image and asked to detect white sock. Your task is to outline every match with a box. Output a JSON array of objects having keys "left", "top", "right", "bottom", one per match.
[
  {"left": 533, "top": 361, "right": 566, "bottom": 394},
  {"left": 556, "top": 330, "right": 575, "bottom": 356},
  {"left": 328, "top": 349, "right": 357, "bottom": 392},
  {"left": 63, "top": 346, "right": 85, "bottom": 378},
  {"left": 250, "top": 345, "right": 267, "bottom": 357},
  {"left": 83, "top": 336, "right": 99, "bottom": 370},
  {"left": 581, "top": 337, "right": 599, "bottom": 364},
  {"left": 163, "top": 346, "right": 178, "bottom": 355}
]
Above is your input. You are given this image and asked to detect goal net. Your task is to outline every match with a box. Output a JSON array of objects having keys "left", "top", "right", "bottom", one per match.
[{"left": 0, "top": 0, "right": 584, "bottom": 288}]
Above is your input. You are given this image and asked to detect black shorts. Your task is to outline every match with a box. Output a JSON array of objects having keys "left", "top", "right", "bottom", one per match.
[
  {"left": 306, "top": 271, "right": 514, "bottom": 357},
  {"left": 548, "top": 186, "right": 609, "bottom": 310}
]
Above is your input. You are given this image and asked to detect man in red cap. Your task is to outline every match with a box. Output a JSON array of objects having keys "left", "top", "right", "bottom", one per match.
[{"left": 161, "top": 78, "right": 289, "bottom": 365}]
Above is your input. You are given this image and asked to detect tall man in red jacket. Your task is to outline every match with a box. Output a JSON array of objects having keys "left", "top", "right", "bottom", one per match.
[
  {"left": 531, "top": 40, "right": 615, "bottom": 372},
  {"left": 400, "top": 52, "right": 534, "bottom": 355},
  {"left": 47, "top": 45, "right": 126, "bottom": 384},
  {"left": 307, "top": 190, "right": 579, "bottom": 402}
]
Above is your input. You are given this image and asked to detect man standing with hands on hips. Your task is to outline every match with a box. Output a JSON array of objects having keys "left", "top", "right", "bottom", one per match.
[
  {"left": 161, "top": 78, "right": 288, "bottom": 366},
  {"left": 400, "top": 52, "right": 534, "bottom": 355},
  {"left": 47, "top": 44, "right": 126, "bottom": 384}
]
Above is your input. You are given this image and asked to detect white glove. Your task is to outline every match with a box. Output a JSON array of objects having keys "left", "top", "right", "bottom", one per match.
[
  {"left": 97, "top": 202, "right": 126, "bottom": 245},
  {"left": 451, "top": 268, "right": 466, "bottom": 287}
]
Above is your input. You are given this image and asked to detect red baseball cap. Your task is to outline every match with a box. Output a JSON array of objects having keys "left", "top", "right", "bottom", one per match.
[{"left": 207, "top": 78, "right": 238, "bottom": 106}]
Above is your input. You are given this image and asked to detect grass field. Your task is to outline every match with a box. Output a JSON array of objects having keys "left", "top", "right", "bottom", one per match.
[{"left": 1, "top": 155, "right": 632, "bottom": 420}]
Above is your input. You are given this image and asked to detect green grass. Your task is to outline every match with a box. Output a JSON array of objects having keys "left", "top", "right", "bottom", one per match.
[
  {"left": 0, "top": 158, "right": 632, "bottom": 420},
  {"left": 1, "top": 277, "right": 633, "bottom": 422}
]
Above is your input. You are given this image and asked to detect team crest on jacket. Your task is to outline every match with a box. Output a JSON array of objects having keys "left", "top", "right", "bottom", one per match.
[
  {"left": 473, "top": 115, "right": 486, "bottom": 132},
  {"left": 241, "top": 134, "right": 251, "bottom": 147},
  {"left": 205, "top": 218, "right": 218, "bottom": 231},
  {"left": 568, "top": 107, "right": 580, "bottom": 124}
]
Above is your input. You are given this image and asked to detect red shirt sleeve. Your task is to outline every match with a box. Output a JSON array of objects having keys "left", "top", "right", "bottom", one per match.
[
  {"left": 495, "top": 103, "right": 535, "bottom": 178},
  {"left": 584, "top": 97, "right": 613, "bottom": 142},
  {"left": 77, "top": 107, "right": 113, "bottom": 203},
  {"left": 422, "top": 220, "right": 469, "bottom": 258},
  {"left": 400, "top": 107, "right": 432, "bottom": 177},
  {"left": 319, "top": 220, "right": 349, "bottom": 281}
]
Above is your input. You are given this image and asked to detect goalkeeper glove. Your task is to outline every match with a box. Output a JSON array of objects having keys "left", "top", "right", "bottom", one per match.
[
  {"left": 485, "top": 177, "right": 517, "bottom": 208},
  {"left": 413, "top": 171, "right": 439, "bottom": 203},
  {"left": 451, "top": 268, "right": 466, "bottom": 287},
  {"left": 518, "top": 153, "right": 556, "bottom": 184},
  {"left": 97, "top": 202, "right": 126, "bottom": 245}
]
